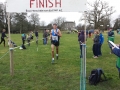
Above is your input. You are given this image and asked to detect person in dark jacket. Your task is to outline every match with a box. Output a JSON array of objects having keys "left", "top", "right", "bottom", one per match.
[
  {"left": 89, "top": 30, "right": 92, "bottom": 38},
  {"left": 35, "top": 30, "right": 39, "bottom": 44},
  {"left": 78, "top": 30, "right": 85, "bottom": 58},
  {"left": 108, "top": 28, "right": 115, "bottom": 54},
  {"left": 43, "top": 29, "right": 47, "bottom": 45},
  {"left": 78, "top": 30, "right": 81, "bottom": 37},
  {"left": 93, "top": 30, "right": 100, "bottom": 58},
  {"left": 98, "top": 31, "right": 104, "bottom": 56},
  {"left": 108, "top": 28, "right": 114, "bottom": 40},
  {"left": 86, "top": 30, "right": 88, "bottom": 39},
  {"left": 0, "top": 29, "right": 8, "bottom": 47}
]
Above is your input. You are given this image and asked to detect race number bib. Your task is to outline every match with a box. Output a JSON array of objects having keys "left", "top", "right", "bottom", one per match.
[{"left": 52, "top": 36, "right": 58, "bottom": 41}]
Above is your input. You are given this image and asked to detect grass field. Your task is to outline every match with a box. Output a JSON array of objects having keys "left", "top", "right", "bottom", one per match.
[{"left": 0, "top": 33, "right": 120, "bottom": 90}]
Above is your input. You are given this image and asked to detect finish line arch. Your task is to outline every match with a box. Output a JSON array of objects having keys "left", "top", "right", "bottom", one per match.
[{"left": 6, "top": 0, "right": 87, "bottom": 90}]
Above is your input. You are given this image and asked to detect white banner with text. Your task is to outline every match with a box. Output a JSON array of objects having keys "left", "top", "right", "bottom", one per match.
[{"left": 6, "top": 0, "right": 87, "bottom": 12}]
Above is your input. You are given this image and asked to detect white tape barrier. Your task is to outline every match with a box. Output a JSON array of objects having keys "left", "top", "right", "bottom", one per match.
[{"left": 13, "top": 41, "right": 35, "bottom": 49}]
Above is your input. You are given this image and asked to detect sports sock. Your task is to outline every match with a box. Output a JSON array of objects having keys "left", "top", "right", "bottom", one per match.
[
  {"left": 56, "top": 54, "right": 58, "bottom": 56},
  {"left": 52, "top": 58, "right": 54, "bottom": 61}
]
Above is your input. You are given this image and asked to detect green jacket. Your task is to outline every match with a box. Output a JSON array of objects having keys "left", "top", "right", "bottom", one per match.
[{"left": 116, "top": 57, "right": 120, "bottom": 68}]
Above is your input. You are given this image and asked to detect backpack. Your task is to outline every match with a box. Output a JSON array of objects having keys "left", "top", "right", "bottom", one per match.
[{"left": 89, "top": 68, "right": 106, "bottom": 85}]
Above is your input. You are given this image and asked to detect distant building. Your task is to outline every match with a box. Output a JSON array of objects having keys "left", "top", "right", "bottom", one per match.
[{"left": 61, "top": 21, "right": 76, "bottom": 30}]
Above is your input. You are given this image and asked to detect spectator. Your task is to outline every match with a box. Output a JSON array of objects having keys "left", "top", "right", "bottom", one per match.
[
  {"left": 43, "top": 29, "right": 47, "bottom": 45},
  {"left": 108, "top": 28, "right": 114, "bottom": 54},
  {"left": 35, "top": 30, "right": 39, "bottom": 44},
  {"left": 92, "top": 30, "right": 100, "bottom": 58},
  {"left": 78, "top": 30, "right": 85, "bottom": 58},
  {"left": 98, "top": 31, "right": 104, "bottom": 56},
  {"left": 89, "top": 30, "right": 92, "bottom": 38}
]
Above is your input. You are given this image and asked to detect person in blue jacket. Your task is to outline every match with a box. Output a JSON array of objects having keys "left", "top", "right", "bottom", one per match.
[{"left": 98, "top": 31, "right": 104, "bottom": 56}]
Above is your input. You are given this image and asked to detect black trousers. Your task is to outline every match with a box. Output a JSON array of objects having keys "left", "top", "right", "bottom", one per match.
[
  {"left": 80, "top": 44, "right": 82, "bottom": 58},
  {"left": 0, "top": 37, "right": 5, "bottom": 46},
  {"left": 93, "top": 44, "right": 99, "bottom": 57},
  {"left": 22, "top": 39, "right": 25, "bottom": 45},
  {"left": 98, "top": 44, "right": 102, "bottom": 56}
]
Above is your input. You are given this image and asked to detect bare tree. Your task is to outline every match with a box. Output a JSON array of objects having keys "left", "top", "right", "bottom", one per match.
[
  {"left": 51, "top": 17, "right": 66, "bottom": 27},
  {"left": 113, "top": 15, "right": 120, "bottom": 30},
  {"left": 81, "top": 0, "right": 115, "bottom": 29},
  {"left": 77, "top": 24, "right": 94, "bottom": 30},
  {"left": 29, "top": 13, "right": 40, "bottom": 30},
  {"left": 0, "top": 3, "right": 6, "bottom": 31},
  {"left": 99, "top": 17, "right": 111, "bottom": 30},
  {"left": 40, "top": 21, "right": 46, "bottom": 26},
  {"left": 12, "top": 13, "right": 27, "bottom": 33}
]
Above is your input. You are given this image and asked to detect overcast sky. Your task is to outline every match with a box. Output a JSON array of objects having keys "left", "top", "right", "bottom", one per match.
[{"left": 0, "top": 0, "right": 120, "bottom": 26}]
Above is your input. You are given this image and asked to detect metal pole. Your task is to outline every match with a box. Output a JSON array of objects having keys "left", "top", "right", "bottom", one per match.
[
  {"left": 8, "top": 12, "right": 14, "bottom": 76},
  {"left": 84, "top": 11, "right": 87, "bottom": 44},
  {"left": 84, "top": 11, "right": 87, "bottom": 77},
  {"left": 83, "top": 44, "right": 86, "bottom": 90},
  {"left": 80, "top": 11, "right": 87, "bottom": 90},
  {"left": 80, "top": 44, "right": 86, "bottom": 90}
]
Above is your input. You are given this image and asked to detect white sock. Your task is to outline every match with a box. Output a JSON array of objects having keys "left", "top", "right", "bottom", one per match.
[
  {"left": 52, "top": 58, "right": 54, "bottom": 60},
  {"left": 56, "top": 54, "right": 58, "bottom": 56}
]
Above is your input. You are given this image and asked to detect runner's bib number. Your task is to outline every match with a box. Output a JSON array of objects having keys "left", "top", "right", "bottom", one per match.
[{"left": 52, "top": 36, "right": 58, "bottom": 41}]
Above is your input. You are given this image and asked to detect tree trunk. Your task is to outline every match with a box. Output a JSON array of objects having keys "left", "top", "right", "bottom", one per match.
[
  {"left": 20, "top": 25, "right": 21, "bottom": 34},
  {"left": 34, "top": 21, "right": 35, "bottom": 30},
  {"left": 94, "top": 22, "right": 100, "bottom": 29}
]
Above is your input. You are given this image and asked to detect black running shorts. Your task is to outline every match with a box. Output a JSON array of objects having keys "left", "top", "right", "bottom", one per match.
[{"left": 51, "top": 41, "right": 59, "bottom": 46}]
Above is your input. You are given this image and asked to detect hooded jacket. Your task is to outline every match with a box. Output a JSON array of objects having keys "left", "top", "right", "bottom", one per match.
[{"left": 78, "top": 31, "right": 85, "bottom": 44}]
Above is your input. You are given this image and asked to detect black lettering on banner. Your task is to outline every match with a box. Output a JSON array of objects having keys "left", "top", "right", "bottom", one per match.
[
  {"left": 26, "top": 9, "right": 61, "bottom": 12},
  {"left": 59, "top": 9, "right": 62, "bottom": 12}
]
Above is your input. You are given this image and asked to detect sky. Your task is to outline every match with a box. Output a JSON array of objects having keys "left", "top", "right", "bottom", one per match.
[{"left": 0, "top": 0, "right": 120, "bottom": 26}]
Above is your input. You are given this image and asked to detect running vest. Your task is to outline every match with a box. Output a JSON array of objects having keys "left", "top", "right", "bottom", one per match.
[{"left": 51, "top": 29, "right": 59, "bottom": 42}]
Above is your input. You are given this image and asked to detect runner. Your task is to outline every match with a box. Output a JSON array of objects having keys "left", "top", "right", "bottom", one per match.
[
  {"left": 0, "top": 29, "right": 8, "bottom": 47},
  {"left": 50, "top": 24, "right": 62, "bottom": 64}
]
